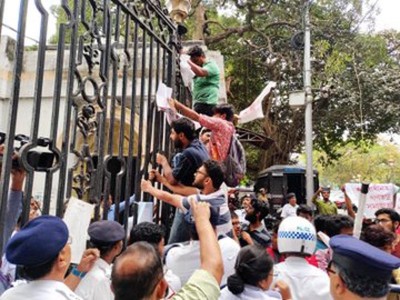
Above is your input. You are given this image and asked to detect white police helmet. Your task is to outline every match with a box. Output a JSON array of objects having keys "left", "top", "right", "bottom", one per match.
[{"left": 278, "top": 216, "right": 316, "bottom": 256}]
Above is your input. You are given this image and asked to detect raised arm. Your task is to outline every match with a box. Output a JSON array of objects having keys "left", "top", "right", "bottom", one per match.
[
  {"left": 151, "top": 170, "right": 198, "bottom": 196},
  {"left": 141, "top": 179, "right": 183, "bottom": 208},
  {"left": 312, "top": 187, "right": 322, "bottom": 204},
  {"left": 187, "top": 59, "right": 208, "bottom": 77},
  {"left": 191, "top": 199, "right": 223, "bottom": 284},
  {"left": 156, "top": 153, "right": 177, "bottom": 185},
  {"left": 172, "top": 99, "right": 200, "bottom": 122},
  {"left": 342, "top": 185, "right": 356, "bottom": 219}
]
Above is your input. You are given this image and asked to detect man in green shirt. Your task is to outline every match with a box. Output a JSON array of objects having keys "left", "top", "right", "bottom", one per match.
[
  {"left": 187, "top": 46, "right": 220, "bottom": 116},
  {"left": 312, "top": 187, "right": 338, "bottom": 215}
]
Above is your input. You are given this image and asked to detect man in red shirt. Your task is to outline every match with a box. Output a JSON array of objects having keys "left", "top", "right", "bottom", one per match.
[{"left": 171, "top": 99, "right": 235, "bottom": 162}]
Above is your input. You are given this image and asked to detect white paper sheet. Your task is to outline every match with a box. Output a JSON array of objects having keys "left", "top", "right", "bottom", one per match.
[
  {"left": 156, "top": 82, "right": 173, "bottom": 111},
  {"left": 63, "top": 197, "right": 94, "bottom": 264},
  {"left": 180, "top": 54, "right": 195, "bottom": 88}
]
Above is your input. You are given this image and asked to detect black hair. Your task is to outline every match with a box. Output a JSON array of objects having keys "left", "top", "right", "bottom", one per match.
[
  {"left": 250, "top": 198, "right": 269, "bottom": 220},
  {"left": 213, "top": 104, "right": 234, "bottom": 122},
  {"left": 200, "top": 128, "right": 211, "bottom": 135},
  {"left": 227, "top": 245, "right": 274, "bottom": 295},
  {"left": 324, "top": 215, "right": 354, "bottom": 237},
  {"left": 21, "top": 255, "right": 58, "bottom": 280},
  {"left": 313, "top": 214, "right": 331, "bottom": 233},
  {"left": 231, "top": 211, "right": 239, "bottom": 219},
  {"left": 202, "top": 160, "right": 224, "bottom": 190},
  {"left": 112, "top": 242, "right": 164, "bottom": 300},
  {"left": 171, "top": 118, "right": 195, "bottom": 141},
  {"left": 187, "top": 45, "right": 205, "bottom": 58},
  {"left": 128, "top": 222, "right": 166, "bottom": 247},
  {"left": 297, "top": 204, "right": 313, "bottom": 217},
  {"left": 286, "top": 192, "right": 296, "bottom": 201},
  {"left": 361, "top": 224, "right": 396, "bottom": 250},
  {"left": 90, "top": 241, "right": 120, "bottom": 258},
  {"left": 375, "top": 208, "right": 400, "bottom": 223},
  {"left": 333, "top": 262, "right": 389, "bottom": 298}
]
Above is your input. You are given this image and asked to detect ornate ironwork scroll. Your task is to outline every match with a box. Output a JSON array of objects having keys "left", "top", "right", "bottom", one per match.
[{"left": 0, "top": 0, "right": 182, "bottom": 253}]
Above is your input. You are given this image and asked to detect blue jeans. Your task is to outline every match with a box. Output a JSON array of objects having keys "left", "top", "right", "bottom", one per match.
[{"left": 168, "top": 209, "right": 190, "bottom": 244}]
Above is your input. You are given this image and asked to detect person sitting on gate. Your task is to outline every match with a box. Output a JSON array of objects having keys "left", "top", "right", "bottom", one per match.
[
  {"left": 111, "top": 200, "right": 223, "bottom": 300},
  {"left": 169, "top": 99, "right": 235, "bottom": 163},
  {"left": 186, "top": 45, "right": 220, "bottom": 117}
]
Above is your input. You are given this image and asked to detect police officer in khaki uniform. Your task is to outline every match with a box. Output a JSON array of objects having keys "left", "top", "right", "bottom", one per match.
[{"left": 0, "top": 215, "right": 82, "bottom": 300}]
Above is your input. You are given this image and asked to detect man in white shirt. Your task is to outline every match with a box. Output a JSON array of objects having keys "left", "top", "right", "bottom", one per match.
[
  {"left": 280, "top": 193, "right": 299, "bottom": 219},
  {"left": 1, "top": 216, "right": 82, "bottom": 300},
  {"left": 75, "top": 220, "right": 125, "bottom": 300},
  {"left": 164, "top": 203, "right": 239, "bottom": 287},
  {"left": 274, "top": 216, "right": 332, "bottom": 300}
]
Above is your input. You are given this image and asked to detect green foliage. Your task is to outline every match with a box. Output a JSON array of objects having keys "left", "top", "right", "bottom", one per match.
[
  {"left": 188, "top": 0, "right": 400, "bottom": 179},
  {"left": 309, "top": 141, "right": 400, "bottom": 187}
]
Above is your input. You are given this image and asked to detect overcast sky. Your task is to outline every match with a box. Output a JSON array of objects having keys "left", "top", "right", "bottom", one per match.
[{"left": 1, "top": 0, "right": 399, "bottom": 44}]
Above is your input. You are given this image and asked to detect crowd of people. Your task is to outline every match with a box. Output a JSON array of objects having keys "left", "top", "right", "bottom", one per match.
[{"left": 1, "top": 45, "right": 400, "bottom": 300}]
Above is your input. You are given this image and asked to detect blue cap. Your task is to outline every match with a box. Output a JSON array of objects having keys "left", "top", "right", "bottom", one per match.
[
  {"left": 6, "top": 215, "right": 69, "bottom": 266},
  {"left": 330, "top": 235, "right": 400, "bottom": 280},
  {"left": 88, "top": 220, "right": 125, "bottom": 245}
]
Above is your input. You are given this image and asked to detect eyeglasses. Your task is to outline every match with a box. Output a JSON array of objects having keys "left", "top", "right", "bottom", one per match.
[
  {"left": 326, "top": 261, "right": 337, "bottom": 276},
  {"left": 375, "top": 218, "right": 392, "bottom": 224}
]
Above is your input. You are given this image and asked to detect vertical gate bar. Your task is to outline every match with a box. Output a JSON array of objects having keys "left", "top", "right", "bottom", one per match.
[
  {"left": 143, "top": 35, "right": 155, "bottom": 191},
  {"left": 19, "top": 0, "right": 50, "bottom": 225},
  {"left": 56, "top": 0, "right": 80, "bottom": 216},
  {"left": 96, "top": 0, "right": 112, "bottom": 220},
  {"left": 153, "top": 42, "right": 161, "bottom": 222},
  {"left": 114, "top": 7, "right": 129, "bottom": 225},
  {"left": 65, "top": 106, "right": 78, "bottom": 200},
  {"left": 121, "top": 12, "right": 131, "bottom": 230},
  {"left": 0, "top": 0, "right": 28, "bottom": 254},
  {"left": 126, "top": 20, "right": 139, "bottom": 225},
  {"left": 133, "top": 28, "right": 147, "bottom": 210},
  {"left": 107, "top": 5, "right": 121, "bottom": 220},
  {"left": 44, "top": 1, "right": 71, "bottom": 214}
]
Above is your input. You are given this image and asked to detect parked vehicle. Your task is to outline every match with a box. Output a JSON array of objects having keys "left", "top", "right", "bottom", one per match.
[{"left": 254, "top": 165, "right": 319, "bottom": 213}]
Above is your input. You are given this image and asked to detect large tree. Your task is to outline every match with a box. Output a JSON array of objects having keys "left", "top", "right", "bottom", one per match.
[{"left": 185, "top": 0, "right": 400, "bottom": 176}]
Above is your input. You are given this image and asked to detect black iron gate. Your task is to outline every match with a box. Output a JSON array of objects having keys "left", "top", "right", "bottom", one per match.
[{"left": 0, "top": 0, "right": 183, "bottom": 253}]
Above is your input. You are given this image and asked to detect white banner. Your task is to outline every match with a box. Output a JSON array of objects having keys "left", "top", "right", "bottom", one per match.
[
  {"left": 63, "top": 197, "right": 94, "bottom": 264},
  {"left": 345, "top": 183, "right": 397, "bottom": 218},
  {"left": 238, "top": 81, "right": 276, "bottom": 124}
]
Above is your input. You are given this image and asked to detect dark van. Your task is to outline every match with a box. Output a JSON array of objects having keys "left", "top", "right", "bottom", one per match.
[{"left": 254, "top": 165, "right": 319, "bottom": 212}]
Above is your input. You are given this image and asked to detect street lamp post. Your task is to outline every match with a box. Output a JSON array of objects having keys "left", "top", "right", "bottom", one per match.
[
  {"left": 166, "top": 0, "right": 191, "bottom": 24},
  {"left": 304, "top": 0, "right": 314, "bottom": 206}
]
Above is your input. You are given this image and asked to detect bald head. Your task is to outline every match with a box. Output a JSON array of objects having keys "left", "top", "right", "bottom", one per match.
[{"left": 111, "top": 242, "right": 164, "bottom": 300}]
